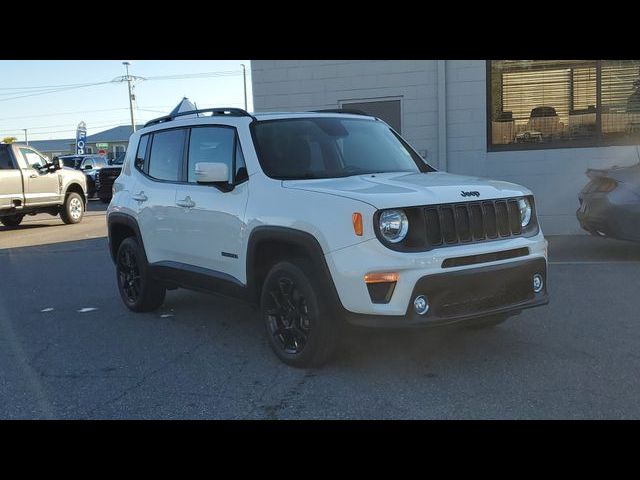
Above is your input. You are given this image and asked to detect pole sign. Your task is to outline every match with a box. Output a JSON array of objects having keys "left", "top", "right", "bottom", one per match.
[{"left": 76, "top": 121, "right": 87, "bottom": 154}]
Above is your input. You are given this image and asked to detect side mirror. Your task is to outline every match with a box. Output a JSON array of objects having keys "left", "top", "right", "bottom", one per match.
[{"left": 195, "top": 162, "right": 229, "bottom": 183}]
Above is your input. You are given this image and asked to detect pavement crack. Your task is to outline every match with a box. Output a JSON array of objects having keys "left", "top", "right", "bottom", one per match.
[{"left": 82, "top": 340, "right": 210, "bottom": 418}]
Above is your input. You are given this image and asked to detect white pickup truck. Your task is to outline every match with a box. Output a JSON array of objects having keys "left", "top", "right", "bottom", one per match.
[{"left": 0, "top": 143, "right": 87, "bottom": 227}]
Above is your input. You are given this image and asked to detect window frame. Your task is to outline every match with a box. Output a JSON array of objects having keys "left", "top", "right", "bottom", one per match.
[
  {"left": 135, "top": 124, "right": 248, "bottom": 188},
  {"left": 486, "top": 60, "right": 640, "bottom": 152},
  {"left": 183, "top": 124, "right": 245, "bottom": 187}
]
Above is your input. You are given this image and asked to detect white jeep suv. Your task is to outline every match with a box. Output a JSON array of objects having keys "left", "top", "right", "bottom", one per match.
[{"left": 107, "top": 108, "right": 548, "bottom": 367}]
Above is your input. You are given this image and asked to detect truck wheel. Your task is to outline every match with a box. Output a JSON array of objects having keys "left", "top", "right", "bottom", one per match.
[
  {"left": 0, "top": 214, "right": 24, "bottom": 227},
  {"left": 261, "top": 260, "right": 337, "bottom": 367},
  {"left": 116, "top": 237, "right": 166, "bottom": 312},
  {"left": 60, "top": 192, "right": 84, "bottom": 224}
]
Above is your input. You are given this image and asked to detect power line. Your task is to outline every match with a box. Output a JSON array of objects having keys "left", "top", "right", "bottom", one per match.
[
  {"left": 0, "top": 70, "right": 252, "bottom": 94},
  {"left": 0, "top": 82, "right": 114, "bottom": 103}
]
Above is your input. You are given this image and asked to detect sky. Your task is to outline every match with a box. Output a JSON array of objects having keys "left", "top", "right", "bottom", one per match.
[{"left": 0, "top": 60, "right": 253, "bottom": 142}]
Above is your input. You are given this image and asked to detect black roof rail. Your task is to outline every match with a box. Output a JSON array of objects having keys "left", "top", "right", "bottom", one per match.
[
  {"left": 311, "top": 108, "right": 371, "bottom": 116},
  {"left": 144, "top": 107, "right": 256, "bottom": 128}
]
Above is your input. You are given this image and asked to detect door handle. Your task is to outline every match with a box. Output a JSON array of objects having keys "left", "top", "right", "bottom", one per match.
[
  {"left": 132, "top": 191, "right": 148, "bottom": 202},
  {"left": 29, "top": 173, "right": 38, "bottom": 178},
  {"left": 176, "top": 196, "right": 195, "bottom": 209}
]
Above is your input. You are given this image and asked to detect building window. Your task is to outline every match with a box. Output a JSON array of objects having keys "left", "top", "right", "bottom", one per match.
[
  {"left": 488, "top": 60, "right": 640, "bottom": 150},
  {"left": 339, "top": 98, "right": 402, "bottom": 133},
  {"left": 86, "top": 147, "right": 94, "bottom": 154}
]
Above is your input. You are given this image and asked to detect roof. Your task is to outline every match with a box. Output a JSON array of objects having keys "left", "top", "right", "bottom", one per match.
[
  {"left": 85, "top": 124, "right": 143, "bottom": 143},
  {"left": 252, "top": 111, "right": 376, "bottom": 121},
  {"left": 26, "top": 138, "right": 74, "bottom": 152}
]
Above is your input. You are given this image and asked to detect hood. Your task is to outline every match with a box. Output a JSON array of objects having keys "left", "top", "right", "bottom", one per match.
[{"left": 282, "top": 171, "right": 531, "bottom": 209}]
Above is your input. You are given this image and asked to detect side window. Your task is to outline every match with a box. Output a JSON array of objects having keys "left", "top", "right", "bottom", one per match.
[
  {"left": 147, "top": 129, "right": 186, "bottom": 182},
  {"left": 20, "top": 148, "right": 47, "bottom": 169},
  {"left": 235, "top": 141, "right": 248, "bottom": 183},
  {"left": 187, "top": 127, "right": 235, "bottom": 183},
  {"left": 134, "top": 135, "right": 149, "bottom": 172},
  {"left": 81, "top": 159, "right": 94, "bottom": 169},
  {"left": 0, "top": 148, "right": 13, "bottom": 169}
]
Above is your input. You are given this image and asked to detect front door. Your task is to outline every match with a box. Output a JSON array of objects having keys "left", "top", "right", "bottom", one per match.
[
  {"left": 18, "top": 147, "right": 61, "bottom": 205},
  {"left": 174, "top": 126, "right": 249, "bottom": 282}
]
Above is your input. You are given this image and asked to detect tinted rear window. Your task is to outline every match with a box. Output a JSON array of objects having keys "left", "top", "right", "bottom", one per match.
[{"left": 148, "top": 129, "right": 186, "bottom": 182}]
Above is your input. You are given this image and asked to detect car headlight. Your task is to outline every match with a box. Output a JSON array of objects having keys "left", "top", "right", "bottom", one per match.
[
  {"left": 379, "top": 209, "right": 409, "bottom": 243},
  {"left": 518, "top": 197, "right": 532, "bottom": 228}
]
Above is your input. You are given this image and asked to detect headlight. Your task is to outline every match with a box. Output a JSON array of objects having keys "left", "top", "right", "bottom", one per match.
[
  {"left": 518, "top": 197, "right": 532, "bottom": 228},
  {"left": 379, "top": 209, "right": 409, "bottom": 243}
]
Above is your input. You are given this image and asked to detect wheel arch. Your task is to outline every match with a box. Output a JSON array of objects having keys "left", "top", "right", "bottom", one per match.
[
  {"left": 64, "top": 182, "right": 86, "bottom": 204},
  {"left": 246, "top": 226, "right": 344, "bottom": 310},
  {"left": 107, "top": 213, "right": 146, "bottom": 265}
]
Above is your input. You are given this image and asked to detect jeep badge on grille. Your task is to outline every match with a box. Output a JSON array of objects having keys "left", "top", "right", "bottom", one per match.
[{"left": 461, "top": 191, "right": 480, "bottom": 197}]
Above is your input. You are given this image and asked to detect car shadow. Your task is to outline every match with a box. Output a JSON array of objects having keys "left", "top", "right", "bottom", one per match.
[{"left": 1, "top": 235, "right": 545, "bottom": 377}]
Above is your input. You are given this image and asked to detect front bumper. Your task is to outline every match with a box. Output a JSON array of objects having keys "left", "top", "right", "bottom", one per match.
[
  {"left": 341, "top": 257, "right": 548, "bottom": 327},
  {"left": 577, "top": 191, "right": 640, "bottom": 242}
]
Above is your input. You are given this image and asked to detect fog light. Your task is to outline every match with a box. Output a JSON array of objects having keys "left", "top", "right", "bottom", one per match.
[
  {"left": 413, "top": 295, "right": 429, "bottom": 315},
  {"left": 532, "top": 274, "right": 544, "bottom": 293}
]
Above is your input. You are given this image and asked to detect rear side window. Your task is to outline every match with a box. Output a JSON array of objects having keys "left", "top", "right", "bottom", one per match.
[
  {"left": 0, "top": 148, "right": 13, "bottom": 169},
  {"left": 134, "top": 135, "right": 149, "bottom": 172},
  {"left": 187, "top": 127, "right": 235, "bottom": 183},
  {"left": 147, "top": 129, "right": 186, "bottom": 182}
]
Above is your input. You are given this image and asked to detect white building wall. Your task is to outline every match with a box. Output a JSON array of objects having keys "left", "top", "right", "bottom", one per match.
[
  {"left": 252, "top": 60, "right": 640, "bottom": 234},
  {"left": 252, "top": 60, "right": 441, "bottom": 166}
]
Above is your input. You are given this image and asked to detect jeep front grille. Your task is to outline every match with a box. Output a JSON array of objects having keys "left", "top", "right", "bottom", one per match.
[{"left": 424, "top": 199, "right": 523, "bottom": 247}]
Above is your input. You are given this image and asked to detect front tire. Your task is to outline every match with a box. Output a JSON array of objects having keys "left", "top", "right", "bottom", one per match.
[
  {"left": 116, "top": 237, "right": 166, "bottom": 312},
  {"left": 60, "top": 192, "right": 84, "bottom": 224},
  {"left": 261, "top": 260, "right": 337, "bottom": 368},
  {"left": 0, "top": 214, "right": 24, "bottom": 227}
]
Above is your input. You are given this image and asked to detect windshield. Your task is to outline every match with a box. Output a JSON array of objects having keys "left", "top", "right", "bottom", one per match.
[{"left": 252, "top": 117, "right": 433, "bottom": 180}]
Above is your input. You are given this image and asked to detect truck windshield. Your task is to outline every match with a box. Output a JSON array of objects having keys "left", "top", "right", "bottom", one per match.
[{"left": 252, "top": 117, "right": 433, "bottom": 180}]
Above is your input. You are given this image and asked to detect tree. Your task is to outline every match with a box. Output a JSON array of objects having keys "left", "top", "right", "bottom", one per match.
[{"left": 2, "top": 136, "right": 17, "bottom": 144}]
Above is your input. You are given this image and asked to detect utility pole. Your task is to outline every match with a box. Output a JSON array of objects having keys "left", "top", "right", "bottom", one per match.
[
  {"left": 240, "top": 63, "right": 248, "bottom": 111},
  {"left": 22, "top": 129, "right": 28, "bottom": 145},
  {"left": 123, "top": 61, "right": 137, "bottom": 132}
]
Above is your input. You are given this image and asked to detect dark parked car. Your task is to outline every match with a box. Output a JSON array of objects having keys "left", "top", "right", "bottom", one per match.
[
  {"left": 577, "top": 160, "right": 640, "bottom": 242},
  {"left": 58, "top": 154, "right": 109, "bottom": 198},
  {"left": 95, "top": 152, "right": 125, "bottom": 203}
]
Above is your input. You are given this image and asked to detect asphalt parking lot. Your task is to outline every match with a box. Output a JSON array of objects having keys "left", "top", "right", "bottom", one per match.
[{"left": 1, "top": 202, "right": 640, "bottom": 419}]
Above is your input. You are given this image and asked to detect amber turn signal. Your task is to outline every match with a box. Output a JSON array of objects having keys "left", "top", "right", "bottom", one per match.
[
  {"left": 352, "top": 212, "right": 363, "bottom": 236},
  {"left": 364, "top": 272, "right": 399, "bottom": 284}
]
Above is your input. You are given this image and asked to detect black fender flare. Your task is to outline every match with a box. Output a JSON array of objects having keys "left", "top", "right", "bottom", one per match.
[
  {"left": 245, "top": 226, "right": 344, "bottom": 310},
  {"left": 107, "top": 212, "right": 146, "bottom": 264}
]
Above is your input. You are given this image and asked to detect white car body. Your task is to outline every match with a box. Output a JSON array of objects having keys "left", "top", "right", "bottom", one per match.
[{"left": 108, "top": 110, "right": 548, "bottom": 327}]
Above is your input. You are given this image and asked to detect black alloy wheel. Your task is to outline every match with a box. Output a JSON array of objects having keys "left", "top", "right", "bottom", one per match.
[{"left": 264, "top": 276, "right": 312, "bottom": 355}]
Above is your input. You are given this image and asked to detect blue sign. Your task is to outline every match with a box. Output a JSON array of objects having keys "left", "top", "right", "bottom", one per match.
[{"left": 76, "top": 121, "right": 87, "bottom": 154}]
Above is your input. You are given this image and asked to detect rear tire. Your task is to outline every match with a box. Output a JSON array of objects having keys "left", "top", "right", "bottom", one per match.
[
  {"left": 116, "top": 237, "right": 166, "bottom": 312},
  {"left": 0, "top": 214, "right": 24, "bottom": 227},
  {"left": 60, "top": 192, "right": 84, "bottom": 224},
  {"left": 261, "top": 260, "right": 337, "bottom": 368}
]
